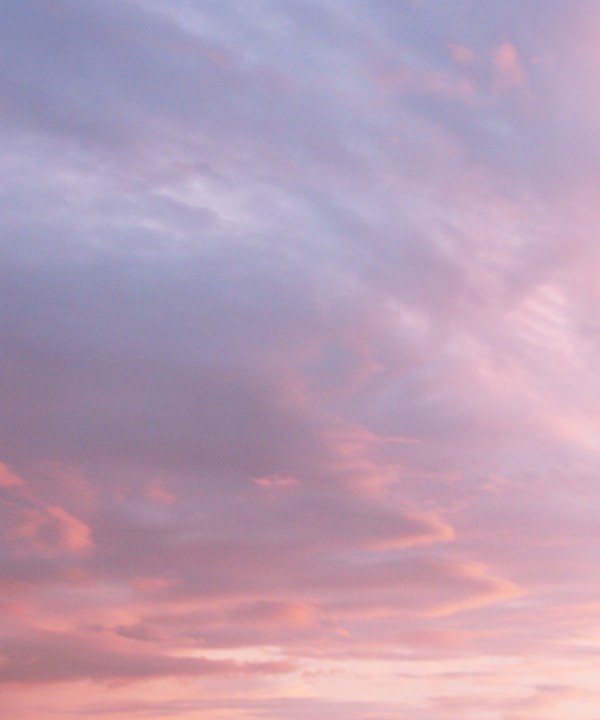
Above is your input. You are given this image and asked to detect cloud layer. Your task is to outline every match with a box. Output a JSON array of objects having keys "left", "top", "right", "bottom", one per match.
[{"left": 2, "top": 2, "right": 600, "bottom": 718}]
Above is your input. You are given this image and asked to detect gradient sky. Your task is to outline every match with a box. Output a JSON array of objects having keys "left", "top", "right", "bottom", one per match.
[{"left": 2, "top": 1, "right": 600, "bottom": 718}]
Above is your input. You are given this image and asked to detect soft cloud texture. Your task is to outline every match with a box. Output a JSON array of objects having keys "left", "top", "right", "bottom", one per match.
[{"left": 2, "top": 1, "right": 600, "bottom": 718}]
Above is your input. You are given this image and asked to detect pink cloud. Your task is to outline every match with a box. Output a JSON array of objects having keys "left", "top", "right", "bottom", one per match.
[
  {"left": 251, "top": 474, "right": 298, "bottom": 488},
  {"left": 448, "top": 43, "right": 476, "bottom": 66},
  {"left": 44, "top": 506, "right": 94, "bottom": 554},
  {"left": 0, "top": 629, "right": 294, "bottom": 684},
  {"left": 133, "top": 576, "right": 176, "bottom": 595},
  {"left": 229, "top": 600, "right": 316, "bottom": 627},
  {"left": 0, "top": 463, "right": 24, "bottom": 488},
  {"left": 3, "top": 1, "right": 600, "bottom": 718},
  {"left": 146, "top": 478, "right": 178, "bottom": 505},
  {"left": 494, "top": 42, "right": 525, "bottom": 90},
  {"left": 3, "top": 496, "right": 93, "bottom": 556}
]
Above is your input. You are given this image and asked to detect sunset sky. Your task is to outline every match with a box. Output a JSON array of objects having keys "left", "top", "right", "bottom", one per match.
[{"left": 3, "top": 1, "right": 600, "bottom": 718}]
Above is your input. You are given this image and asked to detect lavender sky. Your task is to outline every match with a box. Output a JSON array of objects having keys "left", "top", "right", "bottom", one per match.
[{"left": 2, "top": 1, "right": 600, "bottom": 718}]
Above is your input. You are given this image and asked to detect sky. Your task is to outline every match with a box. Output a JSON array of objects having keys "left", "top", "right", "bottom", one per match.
[{"left": 2, "top": 1, "right": 600, "bottom": 718}]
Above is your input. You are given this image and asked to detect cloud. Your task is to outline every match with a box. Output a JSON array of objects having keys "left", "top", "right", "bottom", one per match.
[
  {"left": 1, "top": 477, "right": 93, "bottom": 558},
  {"left": 494, "top": 43, "right": 525, "bottom": 90},
  {"left": 448, "top": 43, "right": 476, "bottom": 66},
  {"left": 7, "top": 504, "right": 93, "bottom": 555},
  {"left": 0, "top": 629, "right": 294, "bottom": 684},
  {"left": 0, "top": 463, "right": 24, "bottom": 487},
  {"left": 2, "top": 1, "right": 600, "bottom": 718}
]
